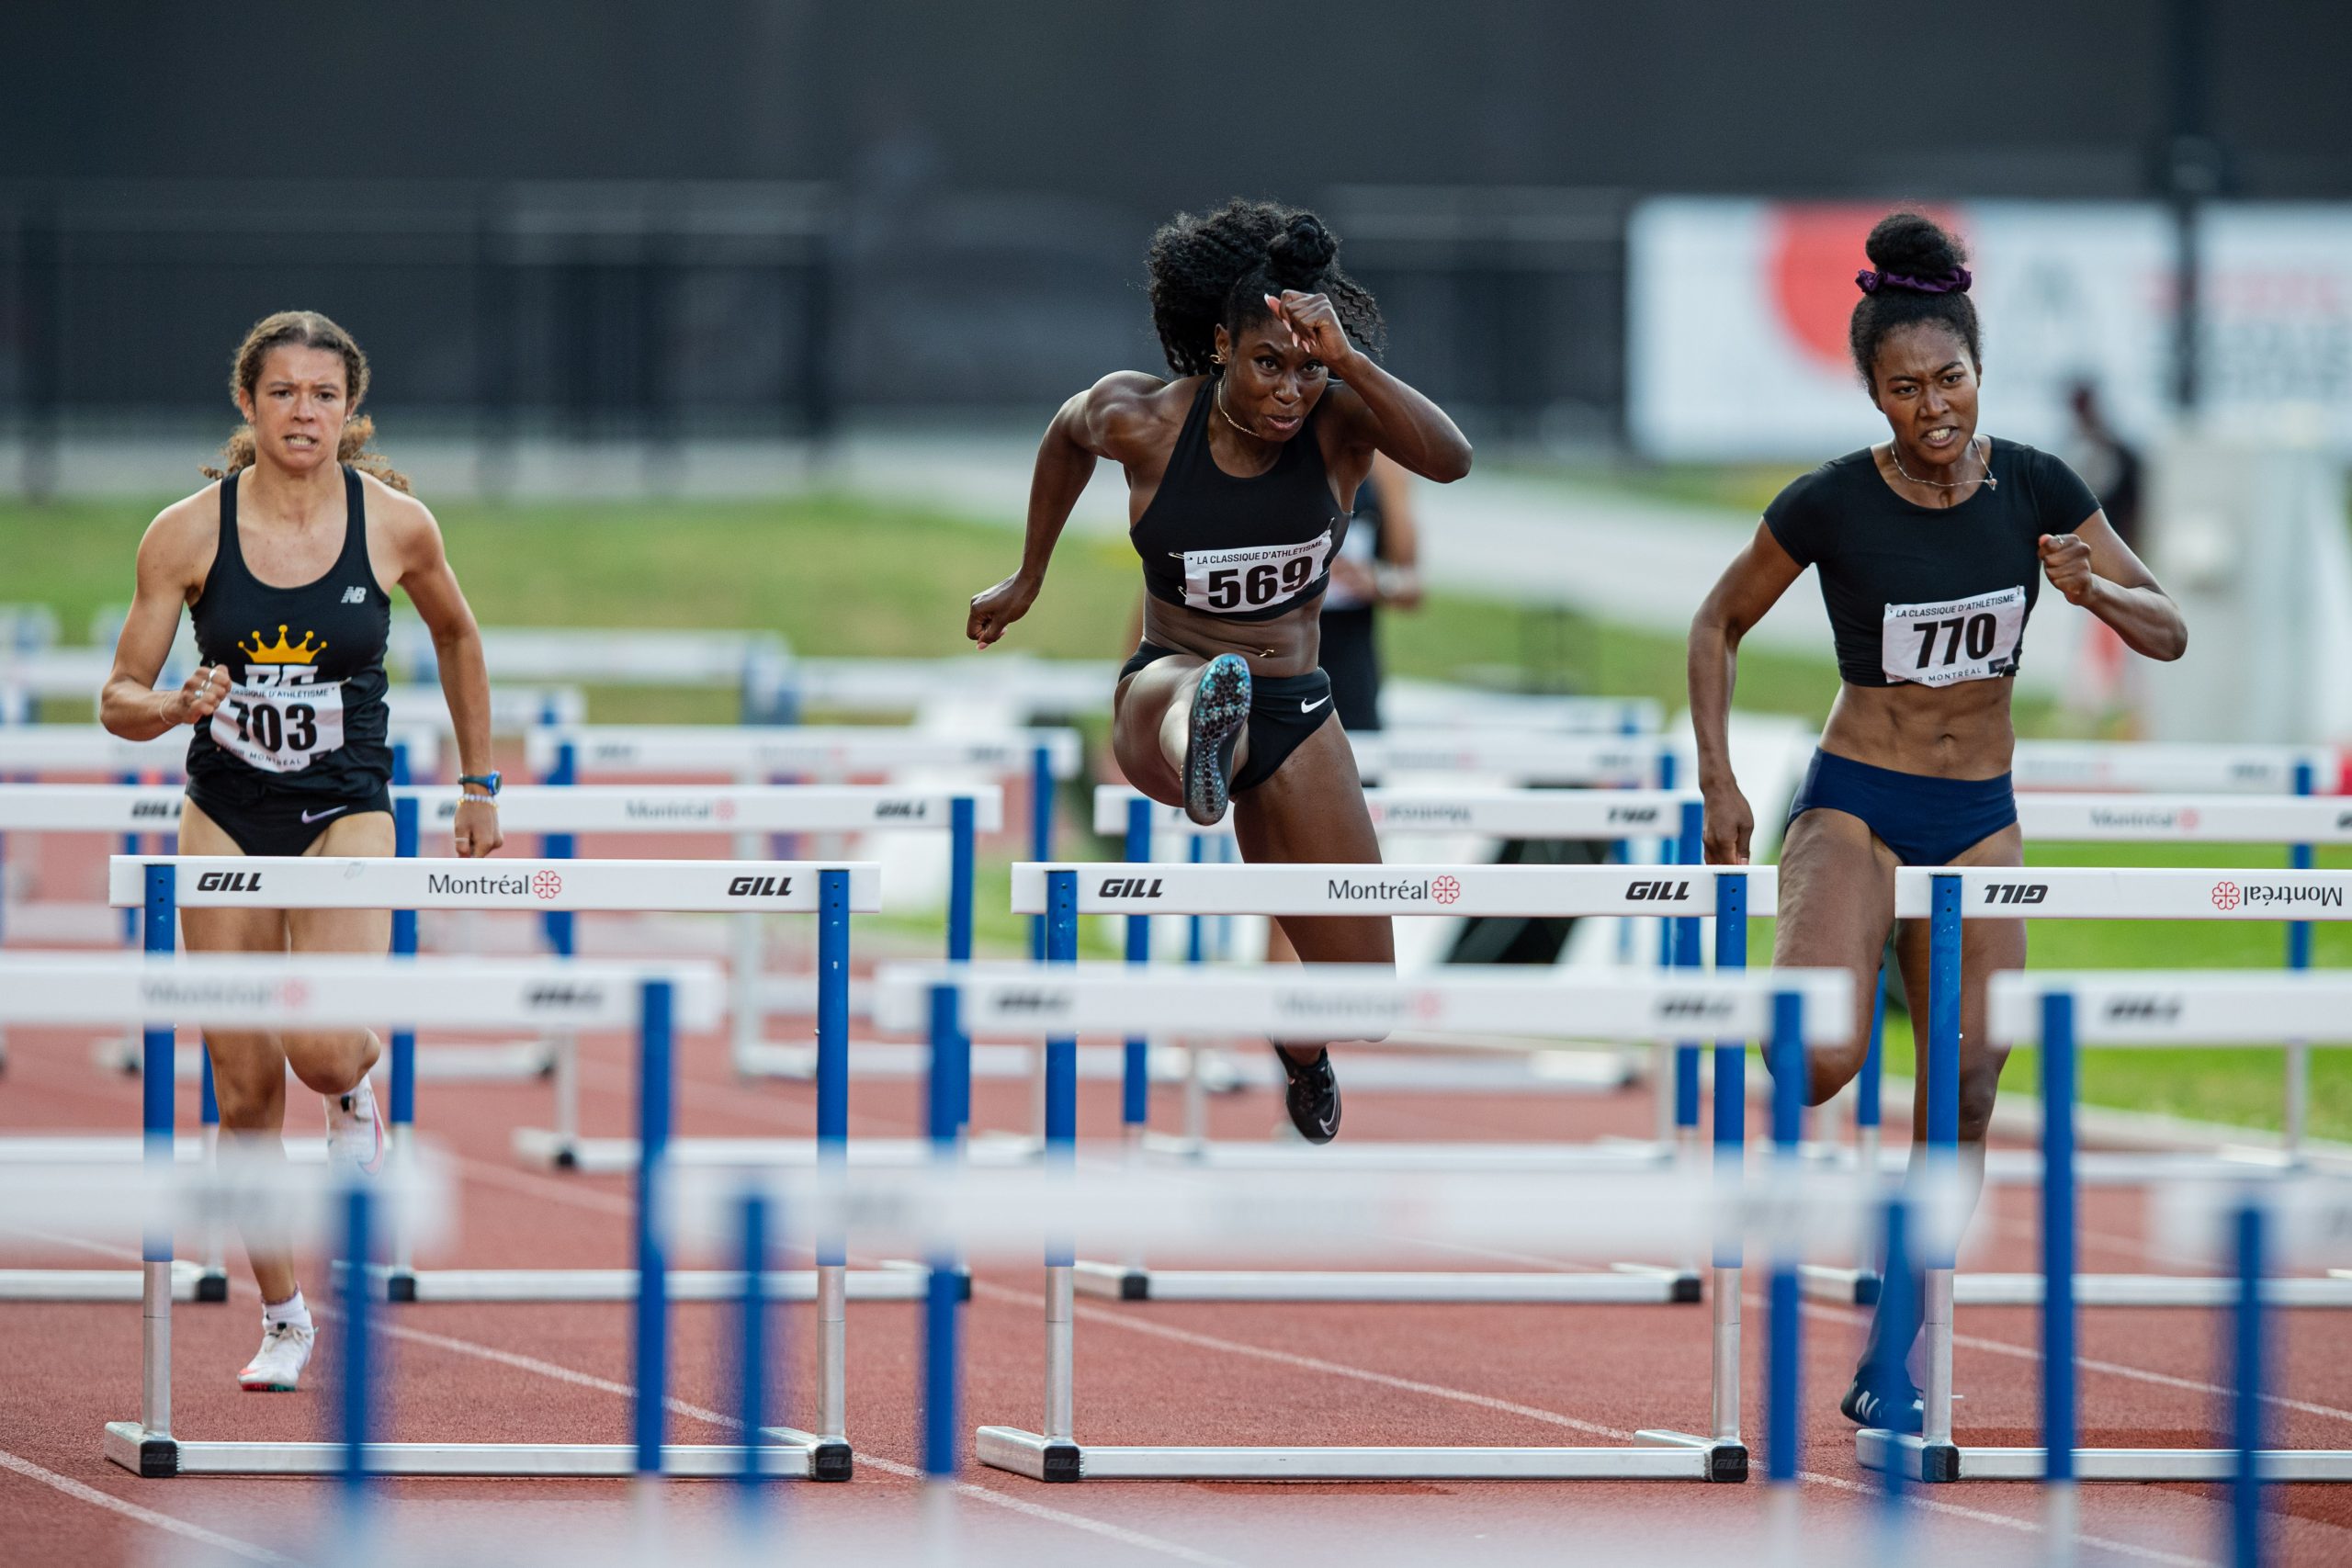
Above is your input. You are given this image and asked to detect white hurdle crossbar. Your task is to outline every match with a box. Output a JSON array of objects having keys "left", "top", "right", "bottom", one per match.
[
  {"left": 1010, "top": 862, "right": 1775, "bottom": 1306},
  {"left": 1860, "top": 969, "right": 2352, "bottom": 1486},
  {"left": 876, "top": 960, "right": 1851, "bottom": 1483}
]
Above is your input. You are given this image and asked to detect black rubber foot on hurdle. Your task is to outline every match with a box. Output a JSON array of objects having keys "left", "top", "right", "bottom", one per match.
[
  {"left": 811, "top": 1440, "right": 854, "bottom": 1482},
  {"left": 956, "top": 1268, "right": 975, "bottom": 1303},
  {"left": 1040, "top": 1442, "right": 1083, "bottom": 1483},
  {"left": 1850, "top": 1271, "right": 1882, "bottom": 1306},
  {"left": 1706, "top": 1443, "right": 1749, "bottom": 1483},
  {"left": 385, "top": 1271, "right": 418, "bottom": 1303},
  {"left": 133, "top": 1437, "right": 179, "bottom": 1478},
  {"left": 195, "top": 1271, "right": 230, "bottom": 1303},
  {"left": 1917, "top": 1441, "right": 1960, "bottom": 1483},
  {"left": 1669, "top": 1273, "right": 1702, "bottom": 1304},
  {"left": 1117, "top": 1270, "right": 1149, "bottom": 1301},
  {"left": 552, "top": 1146, "right": 579, "bottom": 1170}
]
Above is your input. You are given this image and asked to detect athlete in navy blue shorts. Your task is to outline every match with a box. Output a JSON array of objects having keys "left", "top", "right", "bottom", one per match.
[{"left": 1687, "top": 212, "right": 2188, "bottom": 1427}]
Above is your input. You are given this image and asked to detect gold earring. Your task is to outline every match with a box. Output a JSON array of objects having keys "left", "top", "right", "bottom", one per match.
[{"left": 1211, "top": 348, "right": 1227, "bottom": 365}]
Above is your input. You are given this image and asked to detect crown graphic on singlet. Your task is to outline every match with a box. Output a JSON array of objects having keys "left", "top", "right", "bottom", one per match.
[{"left": 238, "top": 626, "right": 326, "bottom": 664}]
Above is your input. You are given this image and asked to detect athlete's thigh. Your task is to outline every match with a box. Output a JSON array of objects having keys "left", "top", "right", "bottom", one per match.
[
  {"left": 1775, "top": 808, "right": 1896, "bottom": 1093},
  {"left": 285, "top": 808, "right": 394, "bottom": 954},
  {"left": 175, "top": 795, "right": 286, "bottom": 953},
  {"left": 1893, "top": 821, "right": 2025, "bottom": 1129},
  {"left": 1233, "top": 722, "right": 1390, "bottom": 964},
  {"left": 1112, "top": 655, "right": 1203, "bottom": 805}
]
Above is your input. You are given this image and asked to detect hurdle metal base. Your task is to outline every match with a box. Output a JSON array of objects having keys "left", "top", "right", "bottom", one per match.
[
  {"left": 975, "top": 1426, "right": 1746, "bottom": 1482},
  {"left": 1133, "top": 1135, "right": 1674, "bottom": 1172},
  {"left": 1071, "top": 1259, "right": 1702, "bottom": 1304},
  {"left": 334, "top": 1259, "right": 956, "bottom": 1304},
  {"left": 511, "top": 1129, "right": 1046, "bottom": 1172},
  {"left": 103, "top": 1422, "right": 847, "bottom": 1480},
  {"left": 0, "top": 1259, "right": 228, "bottom": 1303},
  {"left": 1857, "top": 1428, "right": 2352, "bottom": 1483},
  {"left": 1804, "top": 1264, "right": 2352, "bottom": 1308}
]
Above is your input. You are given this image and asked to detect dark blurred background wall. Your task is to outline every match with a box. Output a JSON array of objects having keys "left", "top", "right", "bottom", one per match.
[{"left": 4, "top": 0, "right": 2346, "bottom": 443}]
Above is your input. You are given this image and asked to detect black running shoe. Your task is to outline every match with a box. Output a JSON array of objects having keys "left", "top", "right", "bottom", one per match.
[
  {"left": 1280, "top": 1048, "right": 1341, "bottom": 1144},
  {"left": 1182, "top": 654, "right": 1251, "bottom": 827},
  {"left": 1839, "top": 1374, "right": 1924, "bottom": 1433}
]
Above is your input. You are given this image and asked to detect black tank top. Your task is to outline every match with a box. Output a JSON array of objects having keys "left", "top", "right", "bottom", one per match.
[
  {"left": 1131, "top": 378, "right": 1349, "bottom": 622},
  {"left": 185, "top": 464, "right": 393, "bottom": 795}
]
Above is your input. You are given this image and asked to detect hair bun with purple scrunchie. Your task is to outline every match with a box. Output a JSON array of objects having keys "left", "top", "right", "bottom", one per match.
[{"left": 1856, "top": 267, "right": 1972, "bottom": 296}]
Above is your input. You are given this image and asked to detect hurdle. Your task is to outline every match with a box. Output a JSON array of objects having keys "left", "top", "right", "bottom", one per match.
[
  {"left": 1095, "top": 783, "right": 1700, "bottom": 1112},
  {"left": 2011, "top": 739, "right": 2339, "bottom": 796},
  {"left": 1860, "top": 967, "right": 2352, "bottom": 1485},
  {"left": 1008, "top": 862, "right": 1780, "bottom": 1303},
  {"left": 868, "top": 958, "right": 1851, "bottom": 1482},
  {"left": 442, "top": 782, "right": 999, "bottom": 1170},
  {"left": 1804, "top": 864, "right": 2352, "bottom": 1315},
  {"left": 526, "top": 721, "right": 1082, "bottom": 968},
  {"left": 0, "top": 947, "right": 844, "bottom": 1480},
  {"left": 387, "top": 622, "right": 795, "bottom": 723},
  {"left": 105, "top": 853, "right": 922, "bottom": 1328}
]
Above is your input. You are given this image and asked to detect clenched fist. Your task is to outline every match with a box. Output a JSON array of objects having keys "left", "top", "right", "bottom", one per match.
[
  {"left": 2039, "top": 533, "right": 2098, "bottom": 606},
  {"left": 166, "top": 664, "right": 232, "bottom": 728}
]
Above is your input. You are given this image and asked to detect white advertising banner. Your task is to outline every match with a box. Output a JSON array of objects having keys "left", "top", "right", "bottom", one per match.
[{"left": 1629, "top": 199, "right": 2352, "bottom": 461}]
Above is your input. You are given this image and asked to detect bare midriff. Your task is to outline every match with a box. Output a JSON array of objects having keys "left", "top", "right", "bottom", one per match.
[
  {"left": 1818, "top": 676, "right": 2016, "bottom": 780},
  {"left": 1139, "top": 593, "right": 1322, "bottom": 680}
]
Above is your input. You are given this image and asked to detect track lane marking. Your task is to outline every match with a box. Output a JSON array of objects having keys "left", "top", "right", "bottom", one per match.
[{"left": 0, "top": 1445, "right": 302, "bottom": 1565}]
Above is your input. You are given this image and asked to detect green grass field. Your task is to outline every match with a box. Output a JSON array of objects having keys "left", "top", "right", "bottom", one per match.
[{"left": 7, "top": 490, "right": 2341, "bottom": 1139}]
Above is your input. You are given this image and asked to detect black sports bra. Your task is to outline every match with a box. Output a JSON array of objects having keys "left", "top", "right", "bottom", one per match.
[{"left": 1130, "top": 378, "right": 1349, "bottom": 622}]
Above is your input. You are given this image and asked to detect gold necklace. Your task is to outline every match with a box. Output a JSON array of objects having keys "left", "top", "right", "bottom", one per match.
[
  {"left": 1889, "top": 434, "right": 1997, "bottom": 491},
  {"left": 1214, "top": 378, "right": 1261, "bottom": 441}
]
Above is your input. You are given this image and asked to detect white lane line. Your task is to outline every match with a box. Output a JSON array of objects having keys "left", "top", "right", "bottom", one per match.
[
  {"left": 0, "top": 1446, "right": 302, "bottom": 1565},
  {"left": 974, "top": 1280, "right": 2221, "bottom": 1566},
  {"left": 33, "top": 1234, "right": 1235, "bottom": 1568}
]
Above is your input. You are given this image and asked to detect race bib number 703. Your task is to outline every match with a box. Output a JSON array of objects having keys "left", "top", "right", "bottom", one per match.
[
  {"left": 208, "top": 680, "right": 347, "bottom": 773},
  {"left": 1880, "top": 586, "right": 2026, "bottom": 687}
]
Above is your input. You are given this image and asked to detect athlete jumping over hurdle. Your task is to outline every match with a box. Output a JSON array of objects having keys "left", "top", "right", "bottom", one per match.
[
  {"left": 967, "top": 201, "right": 1472, "bottom": 1143},
  {"left": 1687, "top": 213, "right": 2188, "bottom": 1428},
  {"left": 101, "top": 310, "right": 503, "bottom": 1393}
]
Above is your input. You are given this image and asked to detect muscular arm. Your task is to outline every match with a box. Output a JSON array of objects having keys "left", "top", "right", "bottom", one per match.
[
  {"left": 101, "top": 502, "right": 226, "bottom": 740},
  {"left": 968, "top": 373, "right": 1161, "bottom": 649},
  {"left": 1686, "top": 524, "right": 1806, "bottom": 863},
  {"left": 1321, "top": 357, "right": 1472, "bottom": 484},
  {"left": 2041, "top": 511, "right": 2188, "bottom": 661}
]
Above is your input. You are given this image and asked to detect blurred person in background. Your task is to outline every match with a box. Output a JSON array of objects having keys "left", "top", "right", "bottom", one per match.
[
  {"left": 1318, "top": 452, "right": 1422, "bottom": 732},
  {"left": 1686, "top": 213, "right": 2186, "bottom": 1430},
  {"left": 967, "top": 199, "right": 1471, "bottom": 1145},
  {"left": 2061, "top": 380, "right": 2147, "bottom": 727},
  {"left": 100, "top": 310, "right": 503, "bottom": 1394}
]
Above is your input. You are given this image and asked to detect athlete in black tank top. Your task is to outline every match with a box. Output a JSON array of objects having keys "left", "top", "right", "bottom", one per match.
[
  {"left": 184, "top": 464, "right": 395, "bottom": 854},
  {"left": 966, "top": 202, "right": 1471, "bottom": 1144},
  {"left": 101, "top": 310, "right": 501, "bottom": 1393},
  {"left": 1687, "top": 213, "right": 2187, "bottom": 1429}
]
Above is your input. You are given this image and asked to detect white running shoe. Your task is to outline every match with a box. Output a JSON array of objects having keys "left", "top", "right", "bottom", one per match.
[
  {"left": 238, "top": 1320, "right": 316, "bottom": 1392},
  {"left": 325, "top": 1076, "right": 387, "bottom": 1177}
]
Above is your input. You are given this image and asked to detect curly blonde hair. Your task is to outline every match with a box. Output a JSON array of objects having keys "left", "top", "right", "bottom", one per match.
[{"left": 201, "top": 310, "right": 412, "bottom": 493}]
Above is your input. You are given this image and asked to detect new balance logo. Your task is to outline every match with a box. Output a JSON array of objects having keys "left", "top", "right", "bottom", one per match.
[{"left": 341, "top": 586, "right": 368, "bottom": 604}]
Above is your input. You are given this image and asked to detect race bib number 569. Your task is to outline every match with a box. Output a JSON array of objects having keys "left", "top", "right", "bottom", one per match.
[
  {"left": 1181, "top": 530, "right": 1334, "bottom": 614},
  {"left": 1881, "top": 586, "right": 2026, "bottom": 687}
]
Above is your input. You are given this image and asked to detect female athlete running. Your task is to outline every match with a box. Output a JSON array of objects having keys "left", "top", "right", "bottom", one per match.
[
  {"left": 1688, "top": 212, "right": 2188, "bottom": 1427},
  {"left": 967, "top": 201, "right": 1472, "bottom": 1142},
  {"left": 102, "top": 310, "right": 501, "bottom": 1393}
]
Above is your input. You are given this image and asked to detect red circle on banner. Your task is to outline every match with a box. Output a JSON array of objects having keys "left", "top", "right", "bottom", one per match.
[{"left": 1766, "top": 203, "right": 1966, "bottom": 372}]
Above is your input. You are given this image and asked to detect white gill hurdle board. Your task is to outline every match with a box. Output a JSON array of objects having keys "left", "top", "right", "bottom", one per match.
[
  {"left": 2011, "top": 739, "right": 2336, "bottom": 795},
  {"left": 0, "top": 725, "right": 442, "bottom": 778},
  {"left": 1014, "top": 862, "right": 1776, "bottom": 918},
  {"left": 525, "top": 725, "right": 1084, "bottom": 779},
  {"left": 1891, "top": 865, "right": 2352, "bottom": 920},
  {"left": 1093, "top": 786, "right": 1696, "bottom": 840},
  {"left": 1349, "top": 731, "right": 1678, "bottom": 783},
  {"left": 107, "top": 855, "right": 881, "bottom": 912},
  {"left": 408, "top": 784, "right": 1004, "bottom": 835},
  {"left": 383, "top": 684, "right": 587, "bottom": 733},
  {"left": 2015, "top": 795, "right": 2352, "bottom": 842}
]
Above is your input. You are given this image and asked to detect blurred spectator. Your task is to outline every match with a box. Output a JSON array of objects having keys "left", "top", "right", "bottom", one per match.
[
  {"left": 2062, "top": 380, "right": 2145, "bottom": 727},
  {"left": 1319, "top": 452, "right": 1421, "bottom": 733}
]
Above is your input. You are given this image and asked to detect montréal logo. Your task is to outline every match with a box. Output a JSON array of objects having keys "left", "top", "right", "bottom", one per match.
[
  {"left": 532, "top": 870, "right": 563, "bottom": 900},
  {"left": 729, "top": 875, "right": 794, "bottom": 897},
  {"left": 197, "top": 871, "right": 263, "bottom": 893},
  {"left": 1098, "top": 876, "right": 1163, "bottom": 897}
]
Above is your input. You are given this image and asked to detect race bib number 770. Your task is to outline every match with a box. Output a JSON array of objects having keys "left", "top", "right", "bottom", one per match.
[{"left": 1880, "top": 586, "right": 2026, "bottom": 687}]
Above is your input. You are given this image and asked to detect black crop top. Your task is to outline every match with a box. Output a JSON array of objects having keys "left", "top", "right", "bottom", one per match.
[
  {"left": 1763, "top": 438, "right": 2100, "bottom": 689},
  {"left": 1130, "top": 378, "right": 1349, "bottom": 621}
]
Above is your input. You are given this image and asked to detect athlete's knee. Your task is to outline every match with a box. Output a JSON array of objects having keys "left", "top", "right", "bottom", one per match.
[
  {"left": 1956, "top": 1058, "right": 2004, "bottom": 1143},
  {"left": 279, "top": 1028, "right": 379, "bottom": 1095},
  {"left": 208, "top": 1049, "right": 285, "bottom": 1129}
]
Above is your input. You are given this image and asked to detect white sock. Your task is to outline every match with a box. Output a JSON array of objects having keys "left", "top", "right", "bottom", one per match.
[{"left": 263, "top": 1290, "right": 311, "bottom": 1330}]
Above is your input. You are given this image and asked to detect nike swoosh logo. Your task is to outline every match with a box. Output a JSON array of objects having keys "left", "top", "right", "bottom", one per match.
[
  {"left": 300, "top": 806, "right": 349, "bottom": 825},
  {"left": 1300, "top": 695, "right": 1330, "bottom": 713}
]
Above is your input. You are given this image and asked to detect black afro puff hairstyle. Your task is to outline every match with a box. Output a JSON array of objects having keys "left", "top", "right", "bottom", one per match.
[
  {"left": 1849, "top": 210, "right": 1983, "bottom": 393},
  {"left": 1146, "top": 197, "right": 1385, "bottom": 378}
]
